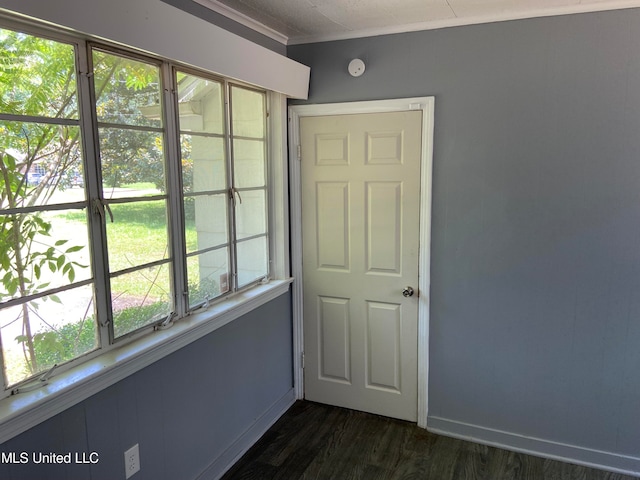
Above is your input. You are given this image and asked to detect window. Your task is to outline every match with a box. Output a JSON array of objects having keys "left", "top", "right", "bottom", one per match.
[
  {"left": 0, "top": 23, "right": 273, "bottom": 395},
  {"left": 177, "top": 72, "right": 269, "bottom": 309},
  {"left": 93, "top": 49, "right": 173, "bottom": 338}
]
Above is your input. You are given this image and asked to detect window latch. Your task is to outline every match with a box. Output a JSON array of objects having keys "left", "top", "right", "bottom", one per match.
[
  {"left": 155, "top": 311, "right": 176, "bottom": 331},
  {"left": 11, "top": 364, "right": 58, "bottom": 395},
  {"left": 229, "top": 187, "right": 242, "bottom": 207}
]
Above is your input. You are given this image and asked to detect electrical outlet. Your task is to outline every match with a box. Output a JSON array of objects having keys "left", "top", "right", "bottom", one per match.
[{"left": 124, "top": 444, "right": 140, "bottom": 479}]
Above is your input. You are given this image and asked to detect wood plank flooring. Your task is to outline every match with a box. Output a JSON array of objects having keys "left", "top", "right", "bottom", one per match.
[{"left": 222, "top": 401, "right": 636, "bottom": 480}]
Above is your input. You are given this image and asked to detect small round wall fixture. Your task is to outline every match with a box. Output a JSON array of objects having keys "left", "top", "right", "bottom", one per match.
[{"left": 348, "top": 58, "right": 366, "bottom": 77}]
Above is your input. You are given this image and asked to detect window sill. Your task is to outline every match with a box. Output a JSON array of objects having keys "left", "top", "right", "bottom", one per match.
[{"left": 0, "top": 278, "right": 292, "bottom": 445}]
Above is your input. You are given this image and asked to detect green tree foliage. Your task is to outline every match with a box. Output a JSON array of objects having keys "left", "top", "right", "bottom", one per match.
[
  {"left": 0, "top": 28, "right": 185, "bottom": 383},
  {"left": 0, "top": 30, "right": 87, "bottom": 377},
  {"left": 92, "top": 50, "right": 166, "bottom": 189}
]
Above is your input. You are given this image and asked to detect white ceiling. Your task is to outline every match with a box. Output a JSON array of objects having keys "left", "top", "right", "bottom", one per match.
[{"left": 194, "top": 0, "right": 640, "bottom": 44}]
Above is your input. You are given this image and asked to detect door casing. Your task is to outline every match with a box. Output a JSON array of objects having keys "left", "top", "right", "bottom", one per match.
[{"left": 288, "top": 97, "right": 434, "bottom": 427}]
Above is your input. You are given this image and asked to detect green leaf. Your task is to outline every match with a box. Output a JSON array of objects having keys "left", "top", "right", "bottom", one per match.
[
  {"left": 50, "top": 294, "right": 62, "bottom": 304},
  {"left": 0, "top": 251, "right": 10, "bottom": 270},
  {"left": 68, "top": 267, "right": 75, "bottom": 283},
  {"left": 34, "top": 264, "right": 41, "bottom": 279},
  {"left": 65, "top": 245, "right": 83, "bottom": 253},
  {"left": 56, "top": 255, "right": 66, "bottom": 269},
  {"left": 1, "top": 152, "right": 16, "bottom": 170},
  {"left": 55, "top": 239, "right": 68, "bottom": 246}
]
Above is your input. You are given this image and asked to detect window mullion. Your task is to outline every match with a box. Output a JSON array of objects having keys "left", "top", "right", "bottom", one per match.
[
  {"left": 163, "top": 64, "right": 187, "bottom": 318},
  {"left": 225, "top": 80, "right": 239, "bottom": 293},
  {"left": 77, "top": 41, "right": 113, "bottom": 346},
  {"left": 267, "top": 92, "right": 286, "bottom": 279}
]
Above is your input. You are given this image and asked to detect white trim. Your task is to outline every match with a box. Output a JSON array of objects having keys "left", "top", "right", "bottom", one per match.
[
  {"left": 288, "top": 110, "right": 305, "bottom": 400},
  {"left": 0, "top": 0, "right": 309, "bottom": 98},
  {"left": 0, "top": 280, "right": 292, "bottom": 445},
  {"left": 428, "top": 416, "right": 640, "bottom": 477},
  {"left": 192, "top": 0, "right": 289, "bottom": 46},
  {"left": 268, "top": 92, "right": 290, "bottom": 280},
  {"left": 196, "top": 388, "right": 296, "bottom": 480},
  {"left": 417, "top": 99, "right": 435, "bottom": 429},
  {"left": 288, "top": 97, "right": 435, "bottom": 426},
  {"left": 284, "top": 1, "right": 640, "bottom": 44}
]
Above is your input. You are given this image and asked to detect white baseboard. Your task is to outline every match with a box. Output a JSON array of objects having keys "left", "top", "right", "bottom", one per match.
[
  {"left": 196, "top": 388, "right": 296, "bottom": 480},
  {"left": 428, "top": 416, "right": 640, "bottom": 478}
]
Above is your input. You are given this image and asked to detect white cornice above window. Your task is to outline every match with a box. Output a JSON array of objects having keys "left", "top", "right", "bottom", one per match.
[{"left": 0, "top": 0, "right": 310, "bottom": 99}]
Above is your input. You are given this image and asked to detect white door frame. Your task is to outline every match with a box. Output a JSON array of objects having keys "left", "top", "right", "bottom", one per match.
[{"left": 288, "top": 97, "right": 434, "bottom": 428}]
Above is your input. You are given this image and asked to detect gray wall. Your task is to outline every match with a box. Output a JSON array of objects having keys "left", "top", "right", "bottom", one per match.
[
  {"left": 0, "top": 293, "right": 293, "bottom": 480},
  {"left": 289, "top": 9, "right": 640, "bottom": 473}
]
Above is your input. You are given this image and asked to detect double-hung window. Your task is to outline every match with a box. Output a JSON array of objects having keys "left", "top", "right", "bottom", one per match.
[{"left": 0, "top": 22, "right": 273, "bottom": 395}]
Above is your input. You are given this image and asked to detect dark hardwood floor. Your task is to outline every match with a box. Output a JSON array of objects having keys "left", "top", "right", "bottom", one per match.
[{"left": 222, "top": 401, "right": 635, "bottom": 480}]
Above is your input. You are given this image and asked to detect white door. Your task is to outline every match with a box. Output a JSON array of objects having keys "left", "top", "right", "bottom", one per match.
[{"left": 301, "top": 110, "right": 423, "bottom": 421}]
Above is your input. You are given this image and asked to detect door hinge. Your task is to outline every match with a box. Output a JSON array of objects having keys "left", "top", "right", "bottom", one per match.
[
  {"left": 301, "top": 352, "right": 305, "bottom": 369},
  {"left": 297, "top": 144, "right": 301, "bottom": 161}
]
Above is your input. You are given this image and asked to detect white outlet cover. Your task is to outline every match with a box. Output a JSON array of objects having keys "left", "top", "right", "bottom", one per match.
[
  {"left": 124, "top": 444, "right": 140, "bottom": 479},
  {"left": 348, "top": 58, "right": 365, "bottom": 77}
]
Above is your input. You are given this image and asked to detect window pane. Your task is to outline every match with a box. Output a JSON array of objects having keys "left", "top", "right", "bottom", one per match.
[
  {"left": 0, "top": 122, "right": 85, "bottom": 207},
  {"left": 231, "top": 86, "right": 264, "bottom": 139},
  {"left": 176, "top": 73, "right": 224, "bottom": 135},
  {"left": 93, "top": 50, "right": 161, "bottom": 128},
  {"left": 236, "top": 236, "right": 268, "bottom": 288},
  {"left": 111, "top": 265, "right": 172, "bottom": 338},
  {"left": 181, "top": 135, "right": 226, "bottom": 193},
  {"left": 0, "top": 28, "right": 78, "bottom": 119},
  {"left": 1, "top": 286, "right": 97, "bottom": 387},
  {"left": 105, "top": 200, "right": 169, "bottom": 273},
  {"left": 235, "top": 190, "right": 266, "bottom": 240},
  {"left": 186, "top": 193, "right": 228, "bottom": 255},
  {"left": 99, "top": 128, "right": 165, "bottom": 198},
  {"left": 0, "top": 210, "right": 91, "bottom": 302},
  {"left": 233, "top": 139, "right": 265, "bottom": 188},
  {"left": 187, "top": 248, "right": 229, "bottom": 307}
]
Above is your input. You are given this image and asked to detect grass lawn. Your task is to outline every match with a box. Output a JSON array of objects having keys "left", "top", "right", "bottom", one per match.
[
  {"left": 2, "top": 186, "right": 205, "bottom": 384},
  {"left": 60, "top": 199, "right": 197, "bottom": 297}
]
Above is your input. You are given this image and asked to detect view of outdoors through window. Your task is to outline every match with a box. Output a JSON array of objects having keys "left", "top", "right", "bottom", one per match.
[
  {"left": 177, "top": 73, "right": 268, "bottom": 308},
  {"left": 0, "top": 29, "right": 96, "bottom": 386},
  {"left": 0, "top": 25, "right": 270, "bottom": 390},
  {"left": 93, "top": 49, "right": 173, "bottom": 338},
  {"left": 230, "top": 86, "right": 268, "bottom": 288},
  {"left": 178, "top": 71, "right": 230, "bottom": 307}
]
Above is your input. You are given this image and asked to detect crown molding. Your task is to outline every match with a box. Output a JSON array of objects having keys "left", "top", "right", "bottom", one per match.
[
  {"left": 191, "top": 0, "right": 640, "bottom": 46},
  {"left": 193, "top": 0, "right": 289, "bottom": 45},
  {"left": 285, "top": 0, "right": 640, "bottom": 45}
]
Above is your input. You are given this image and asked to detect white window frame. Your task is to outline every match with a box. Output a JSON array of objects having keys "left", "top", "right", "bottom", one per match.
[{"left": 0, "top": 15, "right": 291, "bottom": 444}]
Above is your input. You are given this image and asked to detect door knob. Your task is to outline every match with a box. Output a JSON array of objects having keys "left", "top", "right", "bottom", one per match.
[{"left": 402, "top": 286, "right": 414, "bottom": 297}]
